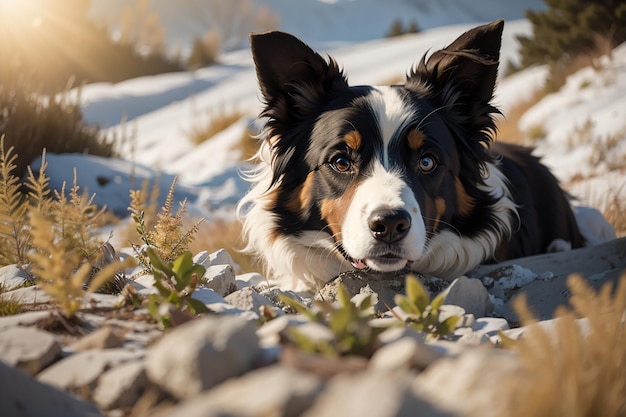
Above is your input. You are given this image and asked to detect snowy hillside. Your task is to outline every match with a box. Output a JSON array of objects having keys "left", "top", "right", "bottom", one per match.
[{"left": 37, "top": 17, "right": 626, "bottom": 236}]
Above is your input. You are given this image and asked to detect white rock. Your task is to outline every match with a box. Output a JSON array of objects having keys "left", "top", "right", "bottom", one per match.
[
  {"left": 370, "top": 336, "right": 442, "bottom": 371},
  {"left": 0, "top": 310, "right": 52, "bottom": 331},
  {"left": 413, "top": 348, "right": 521, "bottom": 417},
  {"left": 0, "top": 326, "right": 61, "bottom": 375},
  {"left": 471, "top": 317, "right": 510, "bottom": 337},
  {"left": 37, "top": 349, "right": 144, "bottom": 392},
  {"left": 0, "top": 264, "right": 32, "bottom": 291},
  {"left": 1, "top": 286, "right": 52, "bottom": 305},
  {"left": 236, "top": 272, "right": 266, "bottom": 289},
  {"left": 166, "top": 365, "right": 323, "bottom": 417},
  {"left": 438, "top": 304, "right": 466, "bottom": 327},
  {"left": 256, "top": 314, "right": 309, "bottom": 348},
  {"left": 194, "top": 249, "right": 238, "bottom": 270},
  {"left": 287, "top": 321, "right": 336, "bottom": 346},
  {"left": 203, "top": 264, "right": 237, "bottom": 296},
  {"left": 302, "top": 369, "right": 445, "bottom": 417},
  {"left": 456, "top": 330, "right": 491, "bottom": 345},
  {"left": 71, "top": 326, "right": 123, "bottom": 351},
  {"left": 441, "top": 276, "right": 493, "bottom": 317},
  {"left": 93, "top": 360, "right": 147, "bottom": 410},
  {"left": 133, "top": 274, "right": 156, "bottom": 288},
  {"left": 225, "top": 287, "right": 273, "bottom": 313},
  {"left": 145, "top": 315, "right": 261, "bottom": 400},
  {"left": 191, "top": 287, "right": 228, "bottom": 305},
  {"left": 0, "top": 361, "right": 103, "bottom": 417}
]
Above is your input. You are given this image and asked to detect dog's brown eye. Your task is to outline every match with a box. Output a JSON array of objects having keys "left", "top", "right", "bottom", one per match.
[
  {"left": 418, "top": 154, "right": 437, "bottom": 173},
  {"left": 330, "top": 155, "right": 353, "bottom": 173}
]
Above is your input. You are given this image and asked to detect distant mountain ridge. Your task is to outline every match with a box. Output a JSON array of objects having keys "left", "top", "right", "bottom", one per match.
[{"left": 89, "top": 0, "right": 545, "bottom": 51}]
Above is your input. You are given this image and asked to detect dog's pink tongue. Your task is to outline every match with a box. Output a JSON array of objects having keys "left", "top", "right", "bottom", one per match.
[{"left": 351, "top": 259, "right": 368, "bottom": 270}]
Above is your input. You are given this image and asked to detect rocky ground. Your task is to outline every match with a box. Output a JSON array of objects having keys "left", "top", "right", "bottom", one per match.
[{"left": 0, "top": 238, "right": 625, "bottom": 417}]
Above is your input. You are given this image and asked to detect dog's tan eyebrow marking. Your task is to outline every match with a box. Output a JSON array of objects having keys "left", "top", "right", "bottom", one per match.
[
  {"left": 407, "top": 130, "right": 425, "bottom": 150},
  {"left": 344, "top": 131, "right": 362, "bottom": 150}
]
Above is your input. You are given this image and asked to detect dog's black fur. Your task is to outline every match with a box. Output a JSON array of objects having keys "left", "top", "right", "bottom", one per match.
[{"left": 240, "top": 20, "right": 585, "bottom": 291}]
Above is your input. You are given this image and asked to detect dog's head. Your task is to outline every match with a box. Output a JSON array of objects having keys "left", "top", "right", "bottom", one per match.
[{"left": 243, "top": 20, "right": 514, "bottom": 290}]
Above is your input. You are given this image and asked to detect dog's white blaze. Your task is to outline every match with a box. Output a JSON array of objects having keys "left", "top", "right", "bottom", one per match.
[
  {"left": 411, "top": 162, "right": 517, "bottom": 278},
  {"left": 367, "top": 86, "right": 416, "bottom": 168},
  {"left": 342, "top": 163, "right": 426, "bottom": 268}
]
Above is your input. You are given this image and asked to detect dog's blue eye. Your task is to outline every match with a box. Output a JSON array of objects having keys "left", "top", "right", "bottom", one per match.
[
  {"left": 418, "top": 154, "right": 437, "bottom": 173},
  {"left": 330, "top": 155, "right": 352, "bottom": 173}
]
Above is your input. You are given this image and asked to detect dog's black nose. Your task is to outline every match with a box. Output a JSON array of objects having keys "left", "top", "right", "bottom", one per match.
[{"left": 368, "top": 209, "right": 412, "bottom": 243}]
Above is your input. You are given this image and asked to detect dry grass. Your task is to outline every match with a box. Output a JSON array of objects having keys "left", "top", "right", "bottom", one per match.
[
  {"left": 495, "top": 90, "right": 546, "bottom": 146},
  {"left": 234, "top": 125, "right": 262, "bottom": 162},
  {"left": 602, "top": 188, "right": 626, "bottom": 238},
  {"left": 377, "top": 73, "right": 406, "bottom": 86},
  {"left": 188, "top": 108, "right": 246, "bottom": 145},
  {"left": 504, "top": 273, "right": 626, "bottom": 417}
]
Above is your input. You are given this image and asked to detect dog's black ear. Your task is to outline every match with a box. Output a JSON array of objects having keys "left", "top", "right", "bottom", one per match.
[
  {"left": 250, "top": 31, "right": 348, "bottom": 119},
  {"left": 407, "top": 20, "right": 504, "bottom": 103}
]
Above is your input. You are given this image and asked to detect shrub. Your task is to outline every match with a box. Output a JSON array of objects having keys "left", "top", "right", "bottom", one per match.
[
  {"left": 187, "top": 29, "right": 222, "bottom": 70},
  {"left": 0, "top": 79, "right": 115, "bottom": 180},
  {"left": 385, "top": 18, "right": 420, "bottom": 38},
  {"left": 517, "top": 0, "right": 626, "bottom": 89}
]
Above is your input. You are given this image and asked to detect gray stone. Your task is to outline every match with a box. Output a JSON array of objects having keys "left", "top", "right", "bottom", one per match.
[
  {"left": 203, "top": 264, "right": 237, "bottom": 296},
  {"left": 370, "top": 335, "right": 442, "bottom": 371},
  {"left": 316, "top": 270, "right": 407, "bottom": 313},
  {"left": 455, "top": 329, "right": 491, "bottom": 345},
  {"left": 236, "top": 272, "right": 266, "bottom": 289},
  {"left": 302, "top": 369, "right": 452, "bottom": 417},
  {"left": 473, "top": 236, "right": 626, "bottom": 322},
  {"left": 440, "top": 276, "right": 493, "bottom": 317},
  {"left": 145, "top": 315, "right": 261, "bottom": 400},
  {"left": 37, "top": 349, "right": 144, "bottom": 393},
  {"left": 225, "top": 287, "right": 273, "bottom": 313},
  {"left": 1, "top": 286, "right": 52, "bottom": 306},
  {"left": 194, "top": 248, "right": 238, "bottom": 270},
  {"left": 72, "top": 326, "right": 123, "bottom": 351},
  {"left": 0, "top": 326, "right": 61, "bottom": 375},
  {"left": 166, "top": 365, "right": 323, "bottom": 417},
  {"left": 0, "top": 361, "right": 103, "bottom": 417},
  {"left": 472, "top": 317, "right": 510, "bottom": 338},
  {"left": 413, "top": 348, "right": 521, "bottom": 417},
  {"left": 0, "top": 310, "right": 52, "bottom": 331},
  {"left": 438, "top": 304, "right": 466, "bottom": 325},
  {"left": 0, "top": 264, "right": 32, "bottom": 291},
  {"left": 93, "top": 360, "right": 148, "bottom": 410},
  {"left": 256, "top": 314, "right": 309, "bottom": 348}
]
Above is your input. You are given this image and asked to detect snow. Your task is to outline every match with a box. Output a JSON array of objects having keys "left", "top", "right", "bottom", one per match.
[{"left": 35, "top": 5, "right": 625, "bottom": 245}]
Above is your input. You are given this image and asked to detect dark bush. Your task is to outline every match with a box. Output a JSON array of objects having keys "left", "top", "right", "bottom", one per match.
[
  {"left": 518, "top": 0, "right": 626, "bottom": 88},
  {"left": 0, "top": 78, "right": 114, "bottom": 179}
]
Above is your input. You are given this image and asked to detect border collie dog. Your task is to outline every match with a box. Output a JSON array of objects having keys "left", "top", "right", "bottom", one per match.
[{"left": 239, "top": 20, "right": 584, "bottom": 292}]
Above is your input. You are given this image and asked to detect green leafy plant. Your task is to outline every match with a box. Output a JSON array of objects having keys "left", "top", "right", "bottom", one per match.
[
  {"left": 279, "top": 285, "right": 382, "bottom": 357},
  {"left": 145, "top": 248, "right": 209, "bottom": 328},
  {"left": 394, "top": 275, "right": 460, "bottom": 337}
]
